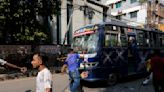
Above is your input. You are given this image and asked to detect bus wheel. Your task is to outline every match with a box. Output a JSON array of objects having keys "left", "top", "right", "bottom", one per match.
[{"left": 107, "top": 73, "right": 117, "bottom": 86}]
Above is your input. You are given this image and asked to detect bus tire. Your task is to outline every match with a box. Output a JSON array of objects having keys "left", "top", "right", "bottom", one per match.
[{"left": 107, "top": 73, "right": 117, "bottom": 86}]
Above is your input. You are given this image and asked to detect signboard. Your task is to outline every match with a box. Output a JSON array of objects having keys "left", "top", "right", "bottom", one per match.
[{"left": 74, "top": 26, "right": 98, "bottom": 37}]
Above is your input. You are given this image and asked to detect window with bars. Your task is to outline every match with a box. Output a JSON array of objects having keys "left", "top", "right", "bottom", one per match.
[
  {"left": 130, "top": 11, "right": 138, "bottom": 18},
  {"left": 130, "top": 0, "right": 137, "bottom": 3},
  {"left": 116, "top": 2, "right": 121, "bottom": 8}
]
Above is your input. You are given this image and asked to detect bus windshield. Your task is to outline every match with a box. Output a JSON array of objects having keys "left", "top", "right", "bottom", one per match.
[{"left": 72, "top": 28, "right": 99, "bottom": 54}]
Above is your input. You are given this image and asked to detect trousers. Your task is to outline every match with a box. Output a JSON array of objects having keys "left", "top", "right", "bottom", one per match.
[{"left": 69, "top": 69, "right": 80, "bottom": 92}]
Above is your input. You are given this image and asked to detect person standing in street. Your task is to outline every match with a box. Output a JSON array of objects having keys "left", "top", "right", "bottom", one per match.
[
  {"left": 150, "top": 49, "right": 164, "bottom": 92},
  {"left": 31, "top": 52, "right": 53, "bottom": 92},
  {"left": 61, "top": 48, "right": 82, "bottom": 92},
  {"left": 0, "top": 58, "right": 27, "bottom": 73},
  {"left": 142, "top": 58, "right": 153, "bottom": 85}
]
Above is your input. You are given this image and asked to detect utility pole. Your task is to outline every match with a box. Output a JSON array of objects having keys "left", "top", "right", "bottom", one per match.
[
  {"left": 62, "top": 12, "right": 73, "bottom": 45},
  {"left": 56, "top": 0, "right": 61, "bottom": 44},
  {"left": 62, "top": 0, "right": 73, "bottom": 45},
  {"left": 84, "top": 0, "right": 87, "bottom": 25}
]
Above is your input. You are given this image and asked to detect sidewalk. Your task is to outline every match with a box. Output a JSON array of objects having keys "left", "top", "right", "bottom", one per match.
[{"left": 0, "top": 67, "right": 58, "bottom": 81}]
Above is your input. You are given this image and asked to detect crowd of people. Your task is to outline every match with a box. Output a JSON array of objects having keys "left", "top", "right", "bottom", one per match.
[{"left": 0, "top": 47, "right": 164, "bottom": 92}]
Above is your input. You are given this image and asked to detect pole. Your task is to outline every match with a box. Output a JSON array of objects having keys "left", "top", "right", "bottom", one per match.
[
  {"left": 56, "top": 0, "right": 61, "bottom": 44},
  {"left": 84, "top": 0, "right": 87, "bottom": 25},
  {"left": 63, "top": 11, "right": 73, "bottom": 45},
  {"left": 103, "top": 7, "right": 108, "bottom": 22}
]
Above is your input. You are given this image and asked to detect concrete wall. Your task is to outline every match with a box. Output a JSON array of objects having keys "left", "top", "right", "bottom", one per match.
[{"left": 60, "top": 0, "right": 104, "bottom": 44}]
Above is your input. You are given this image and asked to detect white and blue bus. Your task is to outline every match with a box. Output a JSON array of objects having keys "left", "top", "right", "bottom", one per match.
[{"left": 72, "top": 22, "right": 164, "bottom": 85}]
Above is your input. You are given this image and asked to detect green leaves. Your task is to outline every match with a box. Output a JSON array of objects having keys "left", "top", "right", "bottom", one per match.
[{"left": 0, "top": 0, "right": 57, "bottom": 44}]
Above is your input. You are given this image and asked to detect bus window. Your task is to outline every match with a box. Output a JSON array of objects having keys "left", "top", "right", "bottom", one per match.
[
  {"left": 136, "top": 30, "right": 144, "bottom": 46},
  {"left": 120, "top": 36, "right": 128, "bottom": 47},
  {"left": 149, "top": 32, "right": 158, "bottom": 47},
  {"left": 163, "top": 35, "right": 164, "bottom": 47},
  {"left": 149, "top": 32, "right": 153, "bottom": 47},
  {"left": 118, "top": 27, "right": 127, "bottom": 47},
  {"left": 159, "top": 37, "right": 162, "bottom": 47},
  {"left": 105, "top": 25, "right": 118, "bottom": 31},
  {"left": 112, "top": 26, "right": 117, "bottom": 31},
  {"left": 105, "top": 33, "right": 118, "bottom": 47},
  {"left": 159, "top": 34, "right": 164, "bottom": 47},
  {"left": 120, "top": 27, "right": 126, "bottom": 36},
  {"left": 144, "top": 31, "right": 150, "bottom": 47}
]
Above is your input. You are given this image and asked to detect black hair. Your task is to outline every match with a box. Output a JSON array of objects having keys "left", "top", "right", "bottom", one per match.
[
  {"left": 153, "top": 49, "right": 160, "bottom": 56},
  {"left": 33, "top": 52, "right": 48, "bottom": 65},
  {"left": 68, "top": 48, "right": 74, "bottom": 53}
]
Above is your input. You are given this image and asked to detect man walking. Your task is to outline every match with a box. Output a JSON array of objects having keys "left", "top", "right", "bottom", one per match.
[
  {"left": 61, "top": 49, "right": 81, "bottom": 92},
  {"left": 31, "top": 53, "right": 53, "bottom": 92},
  {"left": 151, "top": 49, "right": 164, "bottom": 92}
]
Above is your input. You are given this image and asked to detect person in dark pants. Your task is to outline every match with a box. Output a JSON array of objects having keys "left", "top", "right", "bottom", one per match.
[
  {"left": 61, "top": 48, "right": 83, "bottom": 92},
  {"left": 150, "top": 49, "right": 164, "bottom": 92}
]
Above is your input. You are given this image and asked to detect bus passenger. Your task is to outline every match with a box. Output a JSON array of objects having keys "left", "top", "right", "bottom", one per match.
[{"left": 128, "top": 36, "right": 139, "bottom": 72}]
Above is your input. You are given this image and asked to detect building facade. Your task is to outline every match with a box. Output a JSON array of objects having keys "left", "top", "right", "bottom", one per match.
[
  {"left": 147, "top": 0, "right": 164, "bottom": 30},
  {"left": 59, "top": 0, "right": 107, "bottom": 44},
  {"left": 104, "top": 0, "right": 164, "bottom": 30}
]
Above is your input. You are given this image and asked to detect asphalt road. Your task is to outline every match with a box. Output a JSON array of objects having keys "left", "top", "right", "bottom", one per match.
[{"left": 0, "top": 73, "right": 154, "bottom": 92}]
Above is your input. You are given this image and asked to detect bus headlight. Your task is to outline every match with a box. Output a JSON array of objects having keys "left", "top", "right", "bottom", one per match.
[{"left": 79, "top": 62, "right": 98, "bottom": 69}]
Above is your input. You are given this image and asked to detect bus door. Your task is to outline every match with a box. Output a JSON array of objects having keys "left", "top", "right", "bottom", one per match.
[{"left": 127, "top": 34, "right": 138, "bottom": 74}]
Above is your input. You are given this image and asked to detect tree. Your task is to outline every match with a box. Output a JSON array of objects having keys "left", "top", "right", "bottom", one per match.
[{"left": 0, "top": 0, "right": 57, "bottom": 44}]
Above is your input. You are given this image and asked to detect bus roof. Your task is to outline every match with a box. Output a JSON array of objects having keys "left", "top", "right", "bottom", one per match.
[{"left": 75, "top": 21, "right": 164, "bottom": 33}]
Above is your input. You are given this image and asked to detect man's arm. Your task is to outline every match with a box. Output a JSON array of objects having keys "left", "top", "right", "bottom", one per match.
[
  {"left": 45, "top": 88, "right": 51, "bottom": 92},
  {"left": 79, "top": 54, "right": 84, "bottom": 58},
  {"left": 0, "top": 59, "right": 27, "bottom": 73},
  {"left": 57, "top": 57, "right": 67, "bottom": 61},
  {"left": 44, "top": 70, "right": 52, "bottom": 92},
  {"left": 61, "top": 64, "right": 67, "bottom": 73},
  {"left": 5, "top": 62, "right": 21, "bottom": 69},
  {"left": 5, "top": 63, "right": 27, "bottom": 73}
]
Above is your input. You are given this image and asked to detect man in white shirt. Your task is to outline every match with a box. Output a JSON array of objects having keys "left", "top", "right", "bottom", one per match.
[
  {"left": 0, "top": 58, "right": 27, "bottom": 73},
  {"left": 31, "top": 53, "right": 53, "bottom": 92}
]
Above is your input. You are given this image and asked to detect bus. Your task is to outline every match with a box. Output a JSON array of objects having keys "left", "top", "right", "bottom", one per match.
[{"left": 72, "top": 22, "right": 164, "bottom": 85}]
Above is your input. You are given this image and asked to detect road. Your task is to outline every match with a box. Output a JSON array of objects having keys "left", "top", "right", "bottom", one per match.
[{"left": 0, "top": 73, "right": 154, "bottom": 92}]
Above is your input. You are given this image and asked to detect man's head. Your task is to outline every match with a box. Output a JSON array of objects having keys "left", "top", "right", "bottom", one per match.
[
  {"left": 82, "top": 49, "right": 88, "bottom": 54},
  {"left": 153, "top": 49, "right": 160, "bottom": 56},
  {"left": 31, "top": 52, "right": 48, "bottom": 69},
  {"left": 68, "top": 48, "right": 74, "bottom": 54}
]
